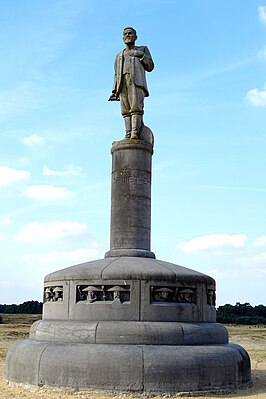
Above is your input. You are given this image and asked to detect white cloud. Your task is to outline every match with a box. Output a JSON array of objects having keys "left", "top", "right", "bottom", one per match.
[
  {"left": 252, "top": 252, "right": 266, "bottom": 265},
  {"left": 24, "top": 184, "right": 72, "bottom": 200},
  {"left": 177, "top": 233, "right": 248, "bottom": 252},
  {"left": 246, "top": 83, "right": 266, "bottom": 107},
  {"left": 17, "top": 221, "right": 88, "bottom": 243},
  {"left": 259, "top": 5, "right": 266, "bottom": 23},
  {"left": 0, "top": 165, "right": 30, "bottom": 187},
  {"left": 0, "top": 233, "right": 5, "bottom": 240},
  {"left": 0, "top": 217, "right": 13, "bottom": 225},
  {"left": 22, "top": 244, "right": 100, "bottom": 270},
  {"left": 43, "top": 164, "right": 84, "bottom": 177},
  {"left": 22, "top": 134, "right": 45, "bottom": 146},
  {"left": 254, "top": 236, "right": 266, "bottom": 247}
]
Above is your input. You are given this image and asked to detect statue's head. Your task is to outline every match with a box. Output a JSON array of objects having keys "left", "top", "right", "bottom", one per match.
[{"left": 123, "top": 27, "right": 137, "bottom": 44}]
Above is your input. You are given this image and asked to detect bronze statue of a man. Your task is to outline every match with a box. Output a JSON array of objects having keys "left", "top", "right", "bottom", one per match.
[{"left": 109, "top": 27, "right": 154, "bottom": 139}]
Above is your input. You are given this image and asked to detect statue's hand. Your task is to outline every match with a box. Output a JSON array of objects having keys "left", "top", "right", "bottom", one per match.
[
  {"left": 108, "top": 93, "right": 119, "bottom": 101},
  {"left": 130, "top": 49, "right": 144, "bottom": 58}
]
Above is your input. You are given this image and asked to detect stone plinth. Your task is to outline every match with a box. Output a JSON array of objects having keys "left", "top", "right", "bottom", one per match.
[
  {"left": 105, "top": 139, "right": 155, "bottom": 259},
  {"left": 5, "top": 257, "right": 251, "bottom": 393}
]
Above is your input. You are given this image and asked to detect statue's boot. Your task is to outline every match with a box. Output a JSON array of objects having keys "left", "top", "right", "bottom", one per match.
[
  {"left": 131, "top": 114, "right": 142, "bottom": 139},
  {"left": 123, "top": 115, "right": 131, "bottom": 138}
]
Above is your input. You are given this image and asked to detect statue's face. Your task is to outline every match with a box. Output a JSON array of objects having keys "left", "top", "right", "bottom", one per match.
[
  {"left": 87, "top": 291, "right": 95, "bottom": 299},
  {"left": 123, "top": 29, "right": 136, "bottom": 44},
  {"left": 158, "top": 291, "right": 169, "bottom": 299}
]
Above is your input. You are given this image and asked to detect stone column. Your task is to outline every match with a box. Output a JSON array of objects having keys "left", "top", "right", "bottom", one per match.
[{"left": 105, "top": 139, "right": 155, "bottom": 258}]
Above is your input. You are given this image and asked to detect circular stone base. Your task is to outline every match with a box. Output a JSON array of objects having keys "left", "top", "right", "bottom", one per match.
[
  {"left": 29, "top": 320, "right": 228, "bottom": 345},
  {"left": 5, "top": 339, "right": 251, "bottom": 393}
]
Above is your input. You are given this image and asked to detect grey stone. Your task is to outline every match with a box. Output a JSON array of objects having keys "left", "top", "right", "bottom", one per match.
[
  {"left": 29, "top": 320, "right": 97, "bottom": 343},
  {"left": 143, "top": 344, "right": 251, "bottom": 393},
  {"left": 38, "top": 343, "right": 144, "bottom": 390},
  {"left": 5, "top": 340, "right": 48, "bottom": 386},
  {"left": 68, "top": 279, "right": 140, "bottom": 321},
  {"left": 105, "top": 140, "right": 155, "bottom": 259},
  {"left": 41, "top": 257, "right": 217, "bottom": 323},
  {"left": 30, "top": 320, "right": 228, "bottom": 346},
  {"left": 5, "top": 339, "right": 250, "bottom": 392},
  {"left": 182, "top": 322, "right": 228, "bottom": 345},
  {"left": 44, "top": 257, "right": 112, "bottom": 282},
  {"left": 6, "top": 252, "right": 250, "bottom": 392}
]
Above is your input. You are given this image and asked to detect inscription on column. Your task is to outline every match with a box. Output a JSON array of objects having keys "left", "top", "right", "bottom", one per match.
[{"left": 112, "top": 169, "right": 151, "bottom": 185}]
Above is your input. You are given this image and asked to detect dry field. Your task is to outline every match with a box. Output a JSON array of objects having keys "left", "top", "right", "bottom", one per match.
[{"left": 0, "top": 314, "right": 265, "bottom": 399}]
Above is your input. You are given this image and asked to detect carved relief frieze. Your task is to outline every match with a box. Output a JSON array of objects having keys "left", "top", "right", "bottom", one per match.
[
  {"left": 76, "top": 284, "right": 130, "bottom": 304},
  {"left": 177, "top": 288, "right": 196, "bottom": 303},
  {"left": 207, "top": 288, "right": 216, "bottom": 306},
  {"left": 44, "top": 286, "right": 63, "bottom": 302},
  {"left": 151, "top": 286, "right": 196, "bottom": 304}
]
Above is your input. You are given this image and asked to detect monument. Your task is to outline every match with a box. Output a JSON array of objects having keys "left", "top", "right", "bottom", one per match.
[{"left": 5, "top": 27, "right": 251, "bottom": 394}]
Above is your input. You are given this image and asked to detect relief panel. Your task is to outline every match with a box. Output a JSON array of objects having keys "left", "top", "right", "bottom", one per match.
[
  {"left": 44, "top": 286, "right": 63, "bottom": 302},
  {"left": 76, "top": 284, "right": 130, "bottom": 304},
  {"left": 207, "top": 288, "right": 216, "bottom": 306},
  {"left": 150, "top": 286, "right": 196, "bottom": 304}
]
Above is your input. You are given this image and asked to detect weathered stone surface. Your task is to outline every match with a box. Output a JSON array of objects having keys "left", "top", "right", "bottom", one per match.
[
  {"left": 41, "top": 257, "right": 216, "bottom": 323},
  {"left": 5, "top": 339, "right": 251, "bottom": 392},
  {"left": 44, "top": 257, "right": 215, "bottom": 283},
  {"left": 38, "top": 343, "right": 143, "bottom": 390},
  {"left": 30, "top": 320, "right": 97, "bottom": 343},
  {"left": 5, "top": 340, "right": 48, "bottom": 386},
  {"left": 105, "top": 140, "right": 155, "bottom": 259},
  {"left": 30, "top": 320, "right": 228, "bottom": 345},
  {"left": 143, "top": 344, "right": 251, "bottom": 393}
]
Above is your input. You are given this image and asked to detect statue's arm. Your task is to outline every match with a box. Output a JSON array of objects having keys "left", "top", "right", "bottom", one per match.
[
  {"left": 108, "top": 56, "right": 120, "bottom": 101},
  {"left": 140, "top": 46, "right": 154, "bottom": 72}
]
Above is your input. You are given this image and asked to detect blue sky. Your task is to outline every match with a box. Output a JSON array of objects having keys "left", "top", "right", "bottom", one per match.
[{"left": 0, "top": 0, "right": 266, "bottom": 305}]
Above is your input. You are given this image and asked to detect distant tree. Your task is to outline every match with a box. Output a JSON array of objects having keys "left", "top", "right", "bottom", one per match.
[
  {"left": 217, "top": 303, "right": 266, "bottom": 325},
  {"left": 0, "top": 301, "right": 43, "bottom": 314}
]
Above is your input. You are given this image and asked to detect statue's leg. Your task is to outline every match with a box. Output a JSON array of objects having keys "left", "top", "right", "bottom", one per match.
[
  {"left": 120, "top": 76, "right": 131, "bottom": 138},
  {"left": 131, "top": 114, "right": 143, "bottom": 139},
  {"left": 129, "top": 86, "right": 145, "bottom": 139},
  {"left": 123, "top": 115, "right": 131, "bottom": 138}
]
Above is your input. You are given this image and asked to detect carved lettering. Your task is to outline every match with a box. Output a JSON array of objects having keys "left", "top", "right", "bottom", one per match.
[{"left": 112, "top": 170, "right": 150, "bottom": 185}]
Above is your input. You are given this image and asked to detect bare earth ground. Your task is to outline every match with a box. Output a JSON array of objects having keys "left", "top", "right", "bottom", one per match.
[{"left": 0, "top": 314, "right": 265, "bottom": 399}]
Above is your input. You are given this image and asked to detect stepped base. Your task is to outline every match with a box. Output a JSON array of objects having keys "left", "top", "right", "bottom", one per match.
[
  {"left": 5, "top": 258, "right": 252, "bottom": 393},
  {"left": 5, "top": 338, "right": 251, "bottom": 393}
]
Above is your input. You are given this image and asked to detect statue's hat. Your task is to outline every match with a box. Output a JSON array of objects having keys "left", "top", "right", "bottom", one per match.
[
  {"left": 82, "top": 286, "right": 102, "bottom": 292},
  {"left": 107, "top": 285, "right": 128, "bottom": 292},
  {"left": 153, "top": 287, "right": 174, "bottom": 293},
  {"left": 53, "top": 286, "right": 63, "bottom": 292}
]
